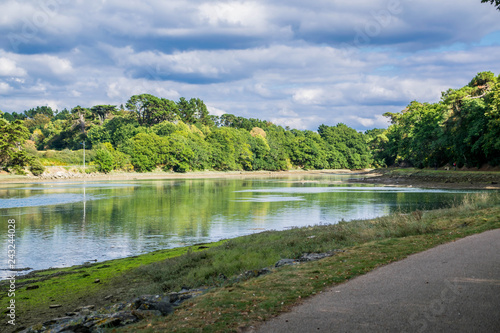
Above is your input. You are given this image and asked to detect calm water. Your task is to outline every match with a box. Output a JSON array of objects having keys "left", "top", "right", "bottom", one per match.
[{"left": 0, "top": 175, "right": 477, "bottom": 279}]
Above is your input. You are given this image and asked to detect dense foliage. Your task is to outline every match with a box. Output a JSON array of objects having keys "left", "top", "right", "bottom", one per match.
[
  {"left": 2, "top": 72, "right": 499, "bottom": 174},
  {"left": 1, "top": 95, "right": 372, "bottom": 174},
  {"left": 0, "top": 118, "right": 44, "bottom": 175},
  {"left": 372, "top": 71, "right": 500, "bottom": 168}
]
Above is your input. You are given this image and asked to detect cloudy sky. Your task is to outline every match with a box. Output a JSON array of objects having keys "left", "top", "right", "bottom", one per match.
[{"left": 1, "top": 0, "right": 500, "bottom": 131}]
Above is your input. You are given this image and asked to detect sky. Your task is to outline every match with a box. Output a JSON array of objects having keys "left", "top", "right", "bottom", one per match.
[{"left": 1, "top": 0, "right": 500, "bottom": 131}]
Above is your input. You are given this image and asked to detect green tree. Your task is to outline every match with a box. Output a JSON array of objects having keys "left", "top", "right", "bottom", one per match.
[
  {"left": 120, "top": 133, "right": 168, "bottom": 172},
  {"left": 207, "top": 127, "right": 253, "bottom": 170},
  {"left": 23, "top": 106, "right": 54, "bottom": 119},
  {"left": 318, "top": 124, "right": 372, "bottom": 169},
  {"left": 90, "top": 105, "right": 117, "bottom": 125},
  {"left": 0, "top": 119, "right": 32, "bottom": 173},
  {"left": 126, "top": 94, "right": 177, "bottom": 126},
  {"left": 94, "top": 146, "right": 115, "bottom": 173}
]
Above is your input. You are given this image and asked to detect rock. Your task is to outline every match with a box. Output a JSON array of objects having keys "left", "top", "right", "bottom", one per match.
[
  {"left": 241, "top": 268, "right": 272, "bottom": 279},
  {"left": 23, "top": 288, "right": 204, "bottom": 332},
  {"left": 43, "top": 317, "right": 73, "bottom": 326},
  {"left": 49, "top": 304, "right": 62, "bottom": 309},
  {"left": 300, "top": 252, "right": 337, "bottom": 261},
  {"left": 94, "top": 279, "right": 100, "bottom": 283},
  {"left": 26, "top": 285, "right": 40, "bottom": 290},
  {"left": 131, "top": 309, "right": 163, "bottom": 319},
  {"left": 133, "top": 295, "right": 174, "bottom": 315},
  {"left": 109, "top": 311, "right": 139, "bottom": 326},
  {"left": 76, "top": 305, "right": 95, "bottom": 311},
  {"left": 80, "top": 309, "right": 91, "bottom": 316},
  {"left": 276, "top": 251, "right": 342, "bottom": 268},
  {"left": 275, "top": 259, "right": 299, "bottom": 267}
]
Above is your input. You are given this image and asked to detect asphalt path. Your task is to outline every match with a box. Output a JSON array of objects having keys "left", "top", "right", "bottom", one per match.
[{"left": 256, "top": 229, "right": 500, "bottom": 333}]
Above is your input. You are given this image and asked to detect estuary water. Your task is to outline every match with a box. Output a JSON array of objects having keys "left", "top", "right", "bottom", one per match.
[{"left": 0, "top": 175, "right": 477, "bottom": 279}]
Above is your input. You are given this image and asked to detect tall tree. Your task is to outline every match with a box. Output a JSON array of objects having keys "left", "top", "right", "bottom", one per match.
[
  {"left": 0, "top": 119, "right": 31, "bottom": 172},
  {"left": 90, "top": 105, "right": 117, "bottom": 125},
  {"left": 176, "top": 97, "right": 195, "bottom": 124},
  {"left": 126, "top": 94, "right": 177, "bottom": 126}
]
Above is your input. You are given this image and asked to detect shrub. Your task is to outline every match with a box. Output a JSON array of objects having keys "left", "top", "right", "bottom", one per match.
[
  {"left": 29, "top": 159, "right": 45, "bottom": 176},
  {"left": 94, "top": 148, "right": 115, "bottom": 173}
]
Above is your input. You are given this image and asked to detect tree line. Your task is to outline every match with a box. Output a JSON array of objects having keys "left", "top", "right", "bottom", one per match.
[
  {"left": 1, "top": 72, "right": 499, "bottom": 175},
  {"left": 370, "top": 71, "right": 500, "bottom": 169},
  {"left": 0, "top": 94, "right": 372, "bottom": 174}
]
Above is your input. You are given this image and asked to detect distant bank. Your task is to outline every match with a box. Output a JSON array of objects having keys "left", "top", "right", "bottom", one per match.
[{"left": 0, "top": 168, "right": 367, "bottom": 184}]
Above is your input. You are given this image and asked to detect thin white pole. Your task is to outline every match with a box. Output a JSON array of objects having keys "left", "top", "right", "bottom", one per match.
[{"left": 82, "top": 142, "right": 85, "bottom": 169}]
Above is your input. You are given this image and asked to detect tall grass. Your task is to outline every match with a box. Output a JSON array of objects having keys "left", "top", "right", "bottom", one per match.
[
  {"left": 131, "top": 193, "right": 499, "bottom": 295},
  {"left": 36, "top": 149, "right": 96, "bottom": 166}
]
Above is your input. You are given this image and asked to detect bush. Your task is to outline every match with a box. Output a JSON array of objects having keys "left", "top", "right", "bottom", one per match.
[
  {"left": 120, "top": 133, "right": 167, "bottom": 172},
  {"left": 29, "top": 159, "right": 45, "bottom": 176},
  {"left": 94, "top": 148, "right": 115, "bottom": 173}
]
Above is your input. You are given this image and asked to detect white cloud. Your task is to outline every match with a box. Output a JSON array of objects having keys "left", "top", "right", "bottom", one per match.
[
  {"left": 198, "top": 1, "right": 268, "bottom": 28},
  {"left": 0, "top": 82, "right": 13, "bottom": 94},
  {"left": 292, "top": 88, "right": 325, "bottom": 105},
  {"left": 1, "top": 0, "right": 500, "bottom": 130},
  {"left": 278, "top": 107, "right": 298, "bottom": 117},
  {"left": 0, "top": 57, "right": 26, "bottom": 76},
  {"left": 270, "top": 115, "right": 321, "bottom": 130},
  {"left": 207, "top": 105, "right": 226, "bottom": 116},
  {"left": 350, "top": 114, "right": 390, "bottom": 128}
]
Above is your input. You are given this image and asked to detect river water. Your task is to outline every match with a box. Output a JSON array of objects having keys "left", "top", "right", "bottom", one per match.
[{"left": 0, "top": 175, "right": 477, "bottom": 279}]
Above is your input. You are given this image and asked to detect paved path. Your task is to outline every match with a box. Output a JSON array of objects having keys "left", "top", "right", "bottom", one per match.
[{"left": 257, "top": 229, "right": 500, "bottom": 333}]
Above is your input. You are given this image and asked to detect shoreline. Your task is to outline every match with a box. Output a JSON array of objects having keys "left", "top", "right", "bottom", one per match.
[
  {"left": 0, "top": 168, "right": 367, "bottom": 184},
  {"left": 1, "top": 168, "right": 499, "bottom": 189},
  {"left": 348, "top": 168, "right": 500, "bottom": 190},
  {"left": 1, "top": 168, "right": 500, "bottom": 190}
]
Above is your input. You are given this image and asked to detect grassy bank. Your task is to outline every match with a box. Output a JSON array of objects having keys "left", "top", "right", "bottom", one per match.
[
  {"left": 363, "top": 168, "right": 500, "bottom": 187},
  {"left": 1, "top": 193, "right": 499, "bottom": 332}
]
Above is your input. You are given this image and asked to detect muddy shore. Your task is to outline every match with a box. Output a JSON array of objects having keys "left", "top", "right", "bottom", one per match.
[
  {"left": 2, "top": 168, "right": 500, "bottom": 190},
  {"left": 350, "top": 168, "right": 500, "bottom": 190},
  {"left": 0, "top": 168, "right": 365, "bottom": 184}
]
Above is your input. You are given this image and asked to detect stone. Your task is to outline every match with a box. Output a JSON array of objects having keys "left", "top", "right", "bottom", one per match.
[
  {"left": 133, "top": 295, "right": 174, "bottom": 315},
  {"left": 275, "top": 259, "right": 299, "bottom": 267},
  {"left": 131, "top": 309, "right": 163, "bottom": 319},
  {"left": 76, "top": 305, "right": 95, "bottom": 311},
  {"left": 22, "top": 288, "right": 205, "bottom": 332},
  {"left": 49, "top": 304, "right": 62, "bottom": 309}
]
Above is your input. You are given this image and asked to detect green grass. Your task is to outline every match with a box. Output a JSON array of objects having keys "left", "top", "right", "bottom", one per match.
[
  {"left": 36, "top": 149, "right": 96, "bottom": 166},
  {"left": 0, "top": 241, "right": 226, "bottom": 325}
]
